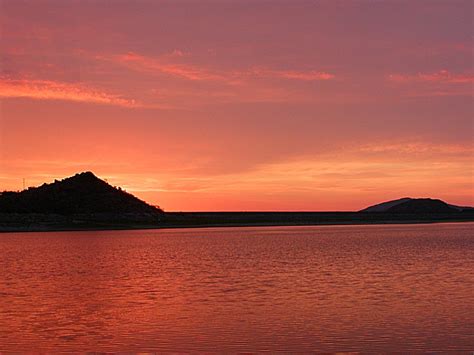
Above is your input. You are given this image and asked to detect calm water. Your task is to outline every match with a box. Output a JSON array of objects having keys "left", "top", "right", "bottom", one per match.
[{"left": 0, "top": 223, "right": 473, "bottom": 352}]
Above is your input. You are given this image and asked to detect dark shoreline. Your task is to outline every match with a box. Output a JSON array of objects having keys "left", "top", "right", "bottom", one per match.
[{"left": 1, "top": 212, "right": 473, "bottom": 233}]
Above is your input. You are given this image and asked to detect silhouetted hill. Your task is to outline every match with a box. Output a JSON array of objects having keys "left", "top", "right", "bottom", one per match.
[
  {"left": 360, "top": 197, "right": 412, "bottom": 212},
  {"left": 1, "top": 178, "right": 473, "bottom": 232},
  {"left": 388, "top": 198, "right": 457, "bottom": 213},
  {"left": 361, "top": 198, "right": 473, "bottom": 213},
  {"left": 0, "top": 172, "right": 163, "bottom": 215}
]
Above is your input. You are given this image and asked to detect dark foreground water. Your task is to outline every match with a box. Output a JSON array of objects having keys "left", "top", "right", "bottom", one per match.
[{"left": 0, "top": 223, "right": 473, "bottom": 352}]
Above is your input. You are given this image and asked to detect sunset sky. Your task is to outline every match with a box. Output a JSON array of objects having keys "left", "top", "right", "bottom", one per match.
[{"left": 1, "top": 0, "right": 472, "bottom": 211}]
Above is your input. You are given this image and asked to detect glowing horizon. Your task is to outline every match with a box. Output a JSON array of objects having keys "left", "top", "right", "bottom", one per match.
[{"left": 1, "top": 1, "right": 472, "bottom": 211}]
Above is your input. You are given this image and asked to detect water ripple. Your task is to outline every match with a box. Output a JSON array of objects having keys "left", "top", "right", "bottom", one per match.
[{"left": 0, "top": 223, "right": 473, "bottom": 352}]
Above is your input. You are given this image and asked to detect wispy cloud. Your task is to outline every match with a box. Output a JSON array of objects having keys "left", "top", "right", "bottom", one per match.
[
  {"left": 123, "top": 146, "right": 473, "bottom": 208},
  {"left": 356, "top": 141, "right": 474, "bottom": 157},
  {"left": 276, "top": 70, "right": 334, "bottom": 81},
  {"left": 0, "top": 78, "right": 139, "bottom": 107},
  {"left": 249, "top": 67, "right": 335, "bottom": 81},
  {"left": 104, "top": 51, "right": 335, "bottom": 83},
  {"left": 124, "top": 141, "right": 474, "bottom": 195},
  {"left": 388, "top": 70, "right": 474, "bottom": 84},
  {"left": 112, "top": 52, "right": 225, "bottom": 81}
]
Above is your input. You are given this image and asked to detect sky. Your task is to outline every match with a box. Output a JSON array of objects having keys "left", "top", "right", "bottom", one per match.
[{"left": 0, "top": 0, "right": 473, "bottom": 211}]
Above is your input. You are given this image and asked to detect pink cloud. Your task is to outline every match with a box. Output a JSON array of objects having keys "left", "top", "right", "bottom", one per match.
[
  {"left": 247, "top": 67, "right": 335, "bottom": 81},
  {"left": 357, "top": 141, "right": 474, "bottom": 156},
  {"left": 105, "top": 52, "right": 335, "bottom": 83},
  {"left": 388, "top": 70, "right": 474, "bottom": 84},
  {"left": 113, "top": 52, "right": 224, "bottom": 81},
  {"left": 269, "top": 70, "right": 334, "bottom": 81},
  {"left": 0, "top": 78, "right": 139, "bottom": 107}
]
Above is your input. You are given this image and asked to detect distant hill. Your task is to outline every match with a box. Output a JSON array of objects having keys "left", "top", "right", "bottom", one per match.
[
  {"left": 361, "top": 198, "right": 473, "bottom": 213},
  {"left": 0, "top": 172, "right": 163, "bottom": 215},
  {"left": 1, "top": 176, "right": 473, "bottom": 231}
]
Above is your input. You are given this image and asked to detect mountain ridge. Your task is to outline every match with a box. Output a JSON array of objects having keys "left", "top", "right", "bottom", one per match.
[
  {"left": 361, "top": 197, "right": 473, "bottom": 213},
  {"left": 0, "top": 171, "right": 163, "bottom": 215},
  {"left": 1, "top": 173, "right": 473, "bottom": 233}
]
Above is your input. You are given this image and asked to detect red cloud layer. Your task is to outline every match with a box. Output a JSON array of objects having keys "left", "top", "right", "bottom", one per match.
[
  {"left": 108, "top": 52, "right": 335, "bottom": 83},
  {"left": 389, "top": 70, "right": 474, "bottom": 84},
  {"left": 0, "top": 78, "right": 138, "bottom": 107}
]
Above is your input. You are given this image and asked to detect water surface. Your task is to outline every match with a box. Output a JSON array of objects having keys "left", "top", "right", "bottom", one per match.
[{"left": 0, "top": 223, "right": 473, "bottom": 352}]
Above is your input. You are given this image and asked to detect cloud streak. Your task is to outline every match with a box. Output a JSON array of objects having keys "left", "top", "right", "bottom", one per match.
[
  {"left": 113, "top": 52, "right": 227, "bottom": 81},
  {"left": 249, "top": 67, "right": 335, "bottom": 81},
  {"left": 107, "top": 52, "right": 336, "bottom": 83},
  {"left": 388, "top": 70, "right": 474, "bottom": 84},
  {"left": 0, "top": 78, "right": 139, "bottom": 107},
  {"left": 357, "top": 141, "right": 474, "bottom": 156}
]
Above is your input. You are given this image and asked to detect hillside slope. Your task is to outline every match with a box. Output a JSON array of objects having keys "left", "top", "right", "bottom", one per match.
[
  {"left": 0, "top": 172, "right": 163, "bottom": 215},
  {"left": 361, "top": 198, "right": 472, "bottom": 213}
]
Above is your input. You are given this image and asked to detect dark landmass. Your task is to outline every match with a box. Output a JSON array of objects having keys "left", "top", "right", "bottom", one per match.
[
  {"left": 0, "top": 171, "right": 162, "bottom": 215},
  {"left": 1, "top": 211, "right": 473, "bottom": 233},
  {"left": 1, "top": 172, "right": 473, "bottom": 232},
  {"left": 0, "top": 172, "right": 163, "bottom": 231},
  {"left": 161, "top": 211, "right": 474, "bottom": 229},
  {"left": 361, "top": 197, "right": 473, "bottom": 213}
]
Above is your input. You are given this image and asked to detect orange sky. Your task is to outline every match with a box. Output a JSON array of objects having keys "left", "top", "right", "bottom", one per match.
[{"left": 1, "top": 1, "right": 473, "bottom": 211}]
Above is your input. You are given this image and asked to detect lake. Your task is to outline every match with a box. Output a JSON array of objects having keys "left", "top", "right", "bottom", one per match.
[{"left": 0, "top": 223, "right": 473, "bottom": 352}]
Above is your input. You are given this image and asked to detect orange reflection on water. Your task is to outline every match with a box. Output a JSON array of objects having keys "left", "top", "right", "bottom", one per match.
[{"left": 0, "top": 223, "right": 473, "bottom": 352}]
